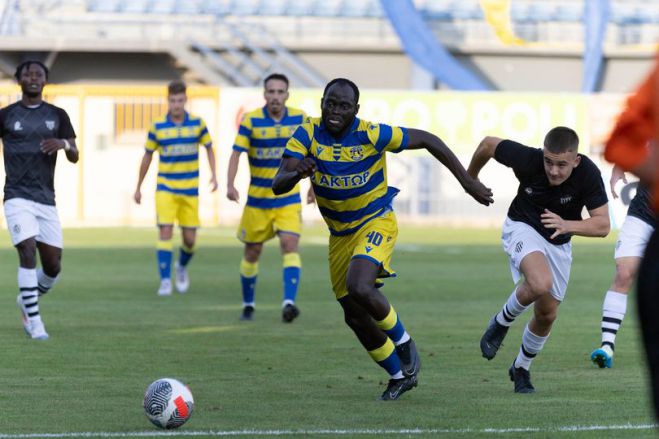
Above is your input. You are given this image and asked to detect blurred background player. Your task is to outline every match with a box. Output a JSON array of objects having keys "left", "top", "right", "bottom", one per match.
[
  {"left": 469, "top": 128, "right": 609, "bottom": 393},
  {"left": 273, "top": 78, "right": 493, "bottom": 400},
  {"left": 604, "top": 59, "right": 659, "bottom": 419},
  {"left": 2, "top": 60, "right": 79, "bottom": 340},
  {"left": 226, "top": 73, "right": 312, "bottom": 322},
  {"left": 134, "top": 79, "right": 217, "bottom": 296},
  {"left": 591, "top": 165, "right": 655, "bottom": 368}
]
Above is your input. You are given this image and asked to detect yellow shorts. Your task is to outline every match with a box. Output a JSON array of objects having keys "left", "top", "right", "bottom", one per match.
[
  {"left": 155, "top": 191, "right": 199, "bottom": 228},
  {"left": 237, "top": 203, "right": 301, "bottom": 243},
  {"left": 329, "top": 211, "right": 398, "bottom": 299}
]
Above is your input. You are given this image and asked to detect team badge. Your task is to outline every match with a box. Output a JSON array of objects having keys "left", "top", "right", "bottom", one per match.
[
  {"left": 13, "top": 121, "right": 22, "bottom": 131},
  {"left": 349, "top": 146, "right": 364, "bottom": 161},
  {"left": 45, "top": 120, "right": 55, "bottom": 130},
  {"left": 316, "top": 145, "right": 324, "bottom": 157}
]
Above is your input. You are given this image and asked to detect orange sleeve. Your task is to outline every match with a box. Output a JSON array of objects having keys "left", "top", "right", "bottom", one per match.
[{"left": 604, "top": 60, "right": 657, "bottom": 170}]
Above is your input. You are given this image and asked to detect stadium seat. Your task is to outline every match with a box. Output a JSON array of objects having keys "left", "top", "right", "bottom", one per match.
[{"left": 258, "top": 0, "right": 287, "bottom": 16}]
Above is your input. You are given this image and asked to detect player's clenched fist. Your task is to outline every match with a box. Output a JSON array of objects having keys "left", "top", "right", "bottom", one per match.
[{"left": 296, "top": 157, "right": 316, "bottom": 178}]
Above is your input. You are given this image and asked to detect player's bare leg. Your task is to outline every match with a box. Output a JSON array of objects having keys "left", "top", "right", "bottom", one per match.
[
  {"left": 279, "top": 232, "right": 301, "bottom": 322},
  {"left": 240, "top": 242, "right": 263, "bottom": 320},
  {"left": 592, "top": 256, "right": 638, "bottom": 368},
  {"left": 345, "top": 258, "right": 419, "bottom": 399},
  {"left": 36, "top": 241, "right": 61, "bottom": 296},
  {"left": 481, "top": 251, "right": 551, "bottom": 360}
]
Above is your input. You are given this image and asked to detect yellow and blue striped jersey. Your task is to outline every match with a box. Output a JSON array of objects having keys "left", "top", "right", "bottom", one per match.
[
  {"left": 233, "top": 106, "right": 306, "bottom": 208},
  {"left": 146, "top": 112, "right": 212, "bottom": 197},
  {"left": 284, "top": 117, "right": 409, "bottom": 236}
]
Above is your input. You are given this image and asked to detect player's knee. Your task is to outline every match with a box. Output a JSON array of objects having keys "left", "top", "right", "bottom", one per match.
[
  {"left": 16, "top": 241, "right": 37, "bottom": 266},
  {"left": 528, "top": 276, "right": 553, "bottom": 297},
  {"left": 535, "top": 308, "right": 557, "bottom": 327},
  {"left": 43, "top": 261, "right": 61, "bottom": 277},
  {"left": 244, "top": 245, "right": 262, "bottom": 262},
  {"left": 346, "top": 278, "right": 373, "bottom": 302},
  {"left": 614, "top": 262, "right": 636, "bottom": 287}
]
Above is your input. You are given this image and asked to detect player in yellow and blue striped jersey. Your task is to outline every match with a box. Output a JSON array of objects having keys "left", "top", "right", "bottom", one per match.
[
  {"left": 273, "top": 78, "right": 493, "bottom": 400},
  {"left": 227, "top": 73, "right": 313, "bottom": 323},
  {"left": 134, "top": 80, "right": 218, "bottom": 296}
]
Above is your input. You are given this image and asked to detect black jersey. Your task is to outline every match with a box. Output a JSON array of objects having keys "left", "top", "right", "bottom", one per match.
[
  {"left": 628, "top": 184, "right": 657, "bottom": 228},
  {"left": 0, "top": 101, "right": 76, "bottom": 205},
  {"left": 494, "top": 140, "right": 608, "bottom": 245}
]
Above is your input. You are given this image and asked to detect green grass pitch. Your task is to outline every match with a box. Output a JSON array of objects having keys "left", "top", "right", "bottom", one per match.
[{"left": 0, "top": 226, "right": 654, "bottom": 438}]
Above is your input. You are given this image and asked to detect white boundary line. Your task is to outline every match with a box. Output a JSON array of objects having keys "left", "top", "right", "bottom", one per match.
[{"left": 0, "top": 424, "right": 656, "bottom": 438}]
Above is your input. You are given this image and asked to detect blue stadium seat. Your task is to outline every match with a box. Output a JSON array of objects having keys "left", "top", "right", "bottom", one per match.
[
  {"left": 121, "top": 0, "right": 148, "bottom": 13},
  {"left": 421, "top": 1, "right": 453, "bottom": 21},
  {"left": 231, "top": 0, "right": 259, "bottom": 16},
  {"left": 258, "top": 0, "right": 287, "bottom": 16},
  {"left": 89, "top": 0, "right": 121, "bottom": 13},
  {"left": 173, "top": 0, "right": 201, "bottom": 15},
  {"left": 149, "top": 0, "right": 176, "bottom": 14},
  {"left": 286, "top": 1, "right": 312, "bottom": 16},
  {"left": 200, "top": 0, "right": 231, "bottom": 16},
  {"left": 554, "top": 4, "right": 583, "bottom": 22}
]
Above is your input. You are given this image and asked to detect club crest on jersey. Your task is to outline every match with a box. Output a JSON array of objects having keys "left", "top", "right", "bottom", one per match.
[
  {"left": 13, "top": 121, "right": 22, "bottom": 131},
  {"left": 45, "top": 120, "right": 55, "bottom": 130},
  {"left": 349, "top": 146, "right": 364, "bottom": 161},
  {"left": 316, "top": 145, "right": 324, "bottom": 157}
]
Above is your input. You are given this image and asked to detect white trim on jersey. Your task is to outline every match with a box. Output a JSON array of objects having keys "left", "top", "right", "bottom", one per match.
[
  {"left": 4, "top": 198, "right": 63, "bottom": 248},
  {"left": 502, "top": 217, "right": 572, "bottom": 302}
]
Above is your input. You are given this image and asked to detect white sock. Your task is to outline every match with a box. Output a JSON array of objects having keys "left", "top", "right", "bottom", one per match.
[
  {"left": 514, "top": 324, "right": 549, "bottom": 370},
  {"left": 37, "top": 268, "right": 58, "bottom": 296},
  {"left": 394, "top": 332, "right": 411, "bottom": 346},
  {"left": 601, "top": 290, "right": 627, "bottom": 351},
  {"left": 496, "top": 288, "right": 530, "bottom": 327},
  {"left": 18, "top": 267, "right": 40, "bottom": 321}
]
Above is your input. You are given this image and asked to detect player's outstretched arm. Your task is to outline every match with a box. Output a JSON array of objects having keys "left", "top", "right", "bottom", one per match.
[
  {"left": 272, "top": 157, "right": 315, "bottom": 195},
  {"left": 406, "top": 128, "right": 493, "bottom": 206},
  {"left": 134, "top": 151, "right": 153, "bottom": 204},
  {"left": 467, "top": 136, "right": 503, "bottom": 180}
]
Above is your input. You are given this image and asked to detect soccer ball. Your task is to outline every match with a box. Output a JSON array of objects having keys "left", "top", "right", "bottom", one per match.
[{"left": 143, "top": 378, "right": 194, "bottom": 429}]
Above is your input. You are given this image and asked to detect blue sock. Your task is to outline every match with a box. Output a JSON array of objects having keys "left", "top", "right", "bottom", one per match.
[
  {"left": 240, "top": 259, "right": 258, "bottom": 306},
  {"left": 179, "top": 244, "right": 194, "bottom": 267},
  {"left": 157, "top": 240, "right": 173, "bottom": 280},
  {"left": 282, "top": 253, "right": 301, "bottom": 304}
]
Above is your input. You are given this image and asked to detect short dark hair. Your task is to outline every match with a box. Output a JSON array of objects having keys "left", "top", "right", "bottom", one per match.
[
  {"left": 543, "top": 126, "right": 579, "bottom": 153},
  {"left": 14, "top": 60, "right": 49, "bottom": 81},
  {"left": 168, "top": 79, "right": 186, "bottom": 95},
  {"left": 264, "top": 73, "right": 289, "bottom": 89},
  {"left": 323, "top": 78, "right": 360, "bottom": 104}
]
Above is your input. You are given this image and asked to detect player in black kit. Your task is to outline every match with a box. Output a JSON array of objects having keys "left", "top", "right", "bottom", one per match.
[
  {"left": 467, "top": 127, "right": 610, "bottom": 393},
  {"left": 0, "top": 60, "right": 78, "bottom": 340},
  {"left": 590, "top": 166, "right": 655, "bottom": 369}
]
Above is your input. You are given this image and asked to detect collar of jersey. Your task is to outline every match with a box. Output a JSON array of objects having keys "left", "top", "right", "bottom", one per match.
[
  {"left": 166, "top": 111, "right": 189, "bottom": 126},
  {"left": 262, "top": 105, "right": 288, "bottom": 123},
  {"left": 318, "top": 117, "right": 360, "bottom": 143}
]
